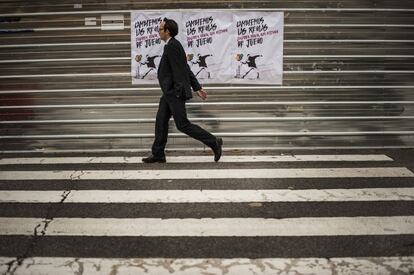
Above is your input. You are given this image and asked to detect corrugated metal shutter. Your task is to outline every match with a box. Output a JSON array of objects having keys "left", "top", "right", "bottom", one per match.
[{"left": 1, "top": 1, "right": 413, "bottom": 152}]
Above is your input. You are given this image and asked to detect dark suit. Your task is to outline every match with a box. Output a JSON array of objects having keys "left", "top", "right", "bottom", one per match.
[{"left": 151, "top": 37, "right": 217, "bottom": 157}]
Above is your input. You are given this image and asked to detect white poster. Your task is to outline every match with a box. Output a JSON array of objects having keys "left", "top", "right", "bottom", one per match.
[
  {"left": 232, "top": 12, "right": 284, "bottom": 84},
  {"left": 130, "top": 11, "right": 283, "bottom": 85},
  {"left": 130, "top": 11, "right": 182, "bottom": 84},
  {"left": 182, "top": 11, "right": 235, "bottom": 84}
]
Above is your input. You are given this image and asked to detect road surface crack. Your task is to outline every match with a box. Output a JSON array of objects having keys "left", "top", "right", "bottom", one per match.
[{"left": 4, "top": 189, "right": 72, "bottom": 275}]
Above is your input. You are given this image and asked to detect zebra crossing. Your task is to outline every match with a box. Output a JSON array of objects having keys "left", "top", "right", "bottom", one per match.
[{"left": 0, "top": 153, "right": 413, "bottom": 274}]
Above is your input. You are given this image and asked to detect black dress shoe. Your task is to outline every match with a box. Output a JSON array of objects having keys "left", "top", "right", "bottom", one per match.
[
  {"left": 212, "top": 137, "right": 223, "bottom": 162},
  {"left": 142, "top": 155, "right": 166, "bottom": 163}
]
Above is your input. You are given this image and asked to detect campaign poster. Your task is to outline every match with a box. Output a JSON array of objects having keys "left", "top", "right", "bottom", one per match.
[
  {"left": 182, "top": 11, "right": 235, "bottom": 84},
  {"left": 131, "top": 11, "right": 182, "bottom": 84},
  {"left": 131, "top": 11, "right": 284, "bottom": 85},
  {"left": 232, "top": 12, "right": 284, "bottom": 84}
]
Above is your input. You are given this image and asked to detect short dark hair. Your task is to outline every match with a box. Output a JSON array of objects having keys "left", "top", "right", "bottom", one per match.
[{"left": 163, "top": 17, "right": 178, "bottom": 37}]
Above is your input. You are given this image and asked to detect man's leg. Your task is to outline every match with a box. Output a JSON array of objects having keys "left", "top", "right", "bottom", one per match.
[
  {"left": 166, "top": 95, "right": 217, "bottom": 148},
  {"left": 151, "top": 96, "right": 172, "bottom": 157}
]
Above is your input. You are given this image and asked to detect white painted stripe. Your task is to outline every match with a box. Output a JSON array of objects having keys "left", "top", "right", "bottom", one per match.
[
  {"left": 0, "top": 154, "right": 393, "bottom": 165},
  {"left": 1, "top": 216, "right": 413, "bottom": 236},
  {"left": 0, "top": 191, "right": 62, "bottom": 203},
  {"left": 0, "top": 146, "right": 413, "bottom": 155},
  {"left": 1, "top": 257, "right": 413, "bottom": 275},
  {"left": 0, "top": 168, "right": 412, "bottom": 180},
  {"left": 1, "top": 188, "right": 413, "bottom": 203},
  {"left": 0, "top": 218, "right": 43, "bottom": 235}
]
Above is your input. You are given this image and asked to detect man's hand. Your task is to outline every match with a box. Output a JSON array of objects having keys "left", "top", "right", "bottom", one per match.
[{"left": 195, "top": 88, "right": 207, "bottom": 100}]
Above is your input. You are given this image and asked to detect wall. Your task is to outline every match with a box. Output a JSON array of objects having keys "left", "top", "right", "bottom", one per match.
[{"left": 0, "top": 0, "right": 413, "bottom": 152}]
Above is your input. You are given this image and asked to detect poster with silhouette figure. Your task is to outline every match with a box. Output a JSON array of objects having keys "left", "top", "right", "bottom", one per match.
[
  {"left": 232, "top": 12, "right": 284, "bottom": 84},
  {"left": 131, "top": 11, "right": 183, "bottom": 84},
  {"left": 131, "top": 11, "right": 283, "bottom": 85},
  {"left": 182, "top": 11, "right": 235, "bottom": 84}
]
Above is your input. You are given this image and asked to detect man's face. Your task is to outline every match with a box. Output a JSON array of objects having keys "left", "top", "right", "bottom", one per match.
[{"left": 158, "top": 21, "right": 170, "bottom": 41}]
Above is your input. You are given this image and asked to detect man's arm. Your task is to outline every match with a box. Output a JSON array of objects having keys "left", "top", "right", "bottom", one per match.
[
  {"left": 186, "top": 62, "right": 207, "bottom": 100},
  {"left": 186, "top": 62, "right": 201, "bottom": 92}
]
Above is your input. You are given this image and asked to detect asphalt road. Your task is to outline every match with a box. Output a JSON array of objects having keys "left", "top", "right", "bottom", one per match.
[{"left": 0, "top": 149, "right": 413, "bottom": 274}]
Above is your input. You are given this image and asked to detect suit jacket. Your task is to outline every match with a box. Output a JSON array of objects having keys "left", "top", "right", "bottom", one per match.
[{"left": 157, "top": 37, "right": 202, "bottom": 100}]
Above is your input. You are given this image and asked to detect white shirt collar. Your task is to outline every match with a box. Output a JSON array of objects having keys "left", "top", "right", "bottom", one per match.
[{"left": 165, "top": 37, "right": 172, "bottom": 44}]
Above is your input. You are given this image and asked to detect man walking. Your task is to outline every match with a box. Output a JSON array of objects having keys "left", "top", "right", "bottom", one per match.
[{"left": 142, "top": 18, "right": 223, "bottom": 163}]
